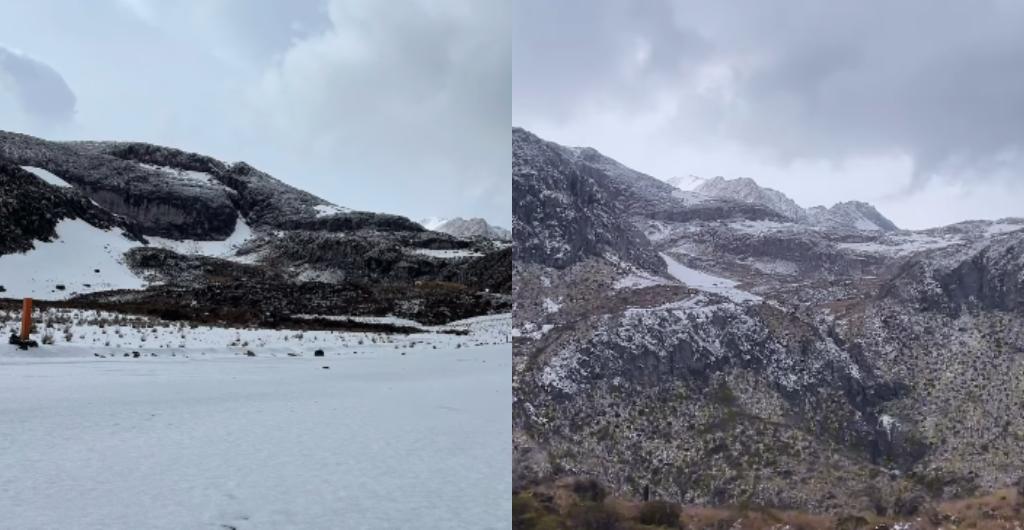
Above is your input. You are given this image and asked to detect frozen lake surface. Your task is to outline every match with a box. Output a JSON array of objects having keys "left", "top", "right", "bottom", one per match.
[{"left": 0, "top": 340, "right": 511, "bottom": 529}]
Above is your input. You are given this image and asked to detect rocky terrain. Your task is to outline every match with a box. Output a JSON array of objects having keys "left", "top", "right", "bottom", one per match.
[
  {"left": 514, "top": 476, "right": 1024, "bottom": 529},
  {"left": 0, "top": 130, "right": 510, "bottom": 326},
  {"left": 512, "top": 127, "right": 1024, "bottom": 517}
]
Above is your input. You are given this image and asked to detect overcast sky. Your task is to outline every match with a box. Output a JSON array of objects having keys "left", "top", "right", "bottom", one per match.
[
  {"left": 513, "top": 0, "right": 1024, "bottom": 229},
  {"left": 0, "top": 0, "right": 509, "bottom": 226}
]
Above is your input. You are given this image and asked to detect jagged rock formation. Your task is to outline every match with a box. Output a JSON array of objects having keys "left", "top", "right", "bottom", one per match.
[
  {"left": 513, "top": 127, "right": 666, "bottom": 274},
  {"left": 687, "top": 175, "right": 899, "bottom": 232},
  {"left": 0, "top": 130, "right": 510, "bottom": 325},
  {"left": 695, "top": 176, "right": 809, "bottom": 222},
  {"left": 513, "top": 127, "right": 1024, "bottom": 515},
  {"left": 0, "top": 159, "right": 143, "bottom": 254},
  {"left": 807, "top": 200, "right": 899, "bottom": 232}
]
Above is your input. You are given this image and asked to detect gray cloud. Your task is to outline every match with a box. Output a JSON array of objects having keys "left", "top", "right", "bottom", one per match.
[
  {"left": 0, "top": 0, "right": 508, "bottom": 227},
  {"left": 514, "top": 0, "right": 1024, "bottom": 227},
  {"left": 249, "top": 0, "right": 510, "bottom": 224},
  {"left": 0, "top": 46, "right": 76, "bottom": 125},
  {"left": 114, "top": 0, "right": 332, "bottom": 68}
]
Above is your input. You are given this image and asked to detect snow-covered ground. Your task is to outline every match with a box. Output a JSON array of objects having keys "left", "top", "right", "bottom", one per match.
[
  {"left": 314, "top": 204, "right": 352, "bottom": 217},
  {"left": 23, "top": 165, "right": 73, "bottom": 187},
  {"left": 418, "top": 217, "right": 450, "bottom": 231},
  {"left": 138, "top": 163, "right": 224, "bottom": 188},
  {"left": 147, "top": 217, "right": 255, "bottom": 261},
  {"left": 409, "top": 248, "right": 483, "bottom": 259},
  {"left": 660, "top": 252, "right": 760, "bottom": 303},
  {"left": 0, "top": 219, "right": 146, "bottom": 299},
  {"left": 836, "top": 233, "right": 961, "bottom": 257},
  {"left": 0, "top": 312, "right": 511, "bottom": 530},
  {"left": 0, "top": 214, "right": 253, "bottom": 299}
]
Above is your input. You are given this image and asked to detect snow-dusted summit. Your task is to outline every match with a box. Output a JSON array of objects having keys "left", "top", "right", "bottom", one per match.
[
  {"left": 695, "top": 176, "right": 809, "bottom": 222},
  {"left": 421, "top": 217, "right": 511, "bottom": 241},
  {"left": 661, "top": 175, "right": 899, "bottom": 232},
  {"left": 664, "top": 174, "right": 708, "bottom": 190}
]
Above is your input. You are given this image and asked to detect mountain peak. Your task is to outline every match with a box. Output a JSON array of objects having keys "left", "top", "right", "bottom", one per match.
[
  {"left": 692, "top": 175, "right": 899, "bottom": 231},
  {"left": 425, "top": 217, "right": 511, "bottom": 241},
  {"left": 807, "top": 201, "right": 899, "bottom": 232},
  {"left": 695, "top": 176, "right": 808, "bottom": 222},
  {"left": 665, "top": 174, "right": 708, "bottom": 191}
]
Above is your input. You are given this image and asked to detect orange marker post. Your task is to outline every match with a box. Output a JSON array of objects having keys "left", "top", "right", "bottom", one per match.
[{"left": 20, "top": 298, "right": 32, "bottom": 342}]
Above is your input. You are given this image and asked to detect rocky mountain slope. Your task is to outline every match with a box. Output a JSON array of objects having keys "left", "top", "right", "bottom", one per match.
[
  {"left": 0, "top": 130, "right": 510, "bottom": 325},
  {"left": 512, "top": 127, "right": 1024, "bottom": 516}
]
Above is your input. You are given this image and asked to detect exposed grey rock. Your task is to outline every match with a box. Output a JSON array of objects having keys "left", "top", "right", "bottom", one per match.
[
  {"left": 0, "top": 129, "right": 509, "bottom": 325},
  {"left": 512, "top": 127, "right": 1024, "bottom": 515},
  {"left": 0, "top": 157, "right": 144, "bottom": 254}
]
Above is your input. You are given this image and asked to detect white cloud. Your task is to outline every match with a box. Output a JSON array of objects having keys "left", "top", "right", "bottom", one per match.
[
  {"left": 514, "top": 0, "right": 1024, "bottom": 229},
  {"left": 248, "top": 0, "right": 510, "bottom": 223},
  {"left": 0, "top": 46, "right": 76, "bottom": 128}
]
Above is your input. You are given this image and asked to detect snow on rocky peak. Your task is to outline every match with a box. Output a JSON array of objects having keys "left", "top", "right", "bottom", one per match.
[
  {"left": 665, "top": 174, "right": 708, "bottom": 191},
  {"left": 428, "top": 217, "right": 511, "bottom": 241},
  {"left": 695, "top": 176, "right": 808, "bottom": 222},
  {"left": 694, "top": 176, "right": 898, "bottom": 232},
  {"left": 419, "top": 216, "right": 450, "bottom": 231},
  {"left": 807, "top": 201, "right": 899, "bottom": 232}
]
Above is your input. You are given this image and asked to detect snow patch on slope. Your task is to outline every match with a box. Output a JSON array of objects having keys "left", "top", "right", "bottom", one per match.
[
  {"left": 419, "top": 217, "right": 450, "bottom": 230},
  {"left": 614, "top": 270, "right": 672, "bottom": 290},
  {"left": 146, "top": 217, "right": 254, "bottom": 260},
  {"left": 21, "top": 166, "right": 72, "bottom": 188},
  {"left": 314, "top": 204, "right": 352, "bottom": 217},
  {"left": 0, "top": 219, "right": 145, "bottom": 299},
  {"left": 138, "top": 163, "right": 221, "bottom": 187},
  {"left": 665, "top": 174, "right": 708, "bottom": 191},
  {"left": 660, "top": 252, "right": 760, "bottom": 303},
  {"left": 837, "top": 233, "right": 961, "bottom": 256},
  {"left": 409, "top": 248, "right": 483, "bottom": 259}
]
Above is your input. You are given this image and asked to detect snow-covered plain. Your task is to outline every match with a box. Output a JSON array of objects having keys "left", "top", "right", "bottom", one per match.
[{"left": 0, "top": 312, "right": 511, "bottom": 530}]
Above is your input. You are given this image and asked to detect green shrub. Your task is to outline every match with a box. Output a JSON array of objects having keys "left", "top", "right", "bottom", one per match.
[
  {"left": 572, "top": 478, "right": 609, "bottom": 503},
  {"left": 567, "top": 502, "right": 625, "bottom": 530},
  {"left": 513, "top": 493, "right": 544, "bottom": 530},
  {"left": 637, "top": 500, "right": 681, "bottom": 527}
]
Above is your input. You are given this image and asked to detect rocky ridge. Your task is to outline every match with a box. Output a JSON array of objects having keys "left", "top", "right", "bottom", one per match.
[
  {"left": 0, "top": 130, "right": 510, "bottom": 326},
  {"left": 427, "top": 217, "right": 512, "bottom": 241}
]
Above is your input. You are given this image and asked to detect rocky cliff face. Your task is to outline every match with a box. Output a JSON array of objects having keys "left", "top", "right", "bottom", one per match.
[
  {"left": 513, "top": 128, "right": 1024, "bottom": 515},
  {"left": 0, "top": 158, "right": 143, "bottom": 254},
  {"left": 512, "top": 127, "right": 664, "bottom": 273},
  {"left": 0, "top": 130, "right": 510, "bottom": 325}
]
